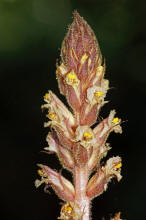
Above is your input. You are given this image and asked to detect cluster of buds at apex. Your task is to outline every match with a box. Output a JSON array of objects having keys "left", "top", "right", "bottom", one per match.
[
  {"left": 35, "top": 11, "right": 124, "bottom": 220},
  {"left": 56, "top": 11, "right": 109, "bottom": 126}
]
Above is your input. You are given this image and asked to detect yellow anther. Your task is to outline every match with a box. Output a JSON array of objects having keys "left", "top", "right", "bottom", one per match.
[
  {"left": 65, "top": 72, "right": 78, "bottom": 85},
  {"left": 58, "top": 202, "right": 74, "bottom": 219},
  {"left": 112, "top": 117, "right": 120, "bottom": 124},
  {"left": 47, "top": 112, "right": 55, "bottom": 120},
  {"left": 47, "top": 112, "right": 60, "bottom": 123},
  {"left": 44, "top": 93, "right": 49, "bottom": 100},
  {"left": 94, "top": 91, "right": 103, "bottom": 98},
  {"left": 37, "top": 169, "right": 43, "bottom": 176},
  {"left": 37, "top": 168, "right": 47, "bottom": 178},
  {"left": 83, "top": 132, "right": 92, "bottom": 140},
  {"left": 67, "top": 73, "right": 76, "bottom": 80},
  {"left": 64, "top": 205, "right": 72, "bottom": 213},
  {"left": 80, "top": 53, "right": 88, "bottom": 64},
  {"left": 115, "top": 162, "right": 122, "bottom": 169}
]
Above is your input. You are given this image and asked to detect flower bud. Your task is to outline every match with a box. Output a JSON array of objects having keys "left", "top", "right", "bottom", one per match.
[{"left": 61, "top": 11, "right": 102, "bottom": 80}]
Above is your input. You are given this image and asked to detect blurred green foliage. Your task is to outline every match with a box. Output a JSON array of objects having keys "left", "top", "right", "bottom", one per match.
[
  {"left": 0, "top": 0, "right": 71, "bottom": 52},
  {"left": 0, "top": 0, "right": 130, "bottom": 52},
  {"left": 0, "top": 0, "right": 145, "bottom": 81}
]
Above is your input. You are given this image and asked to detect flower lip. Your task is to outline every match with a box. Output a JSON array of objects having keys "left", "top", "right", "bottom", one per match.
[
  {"left": 87, "top": 84, "right": 108, "bottom": 105},
  {"left": 47, "top": 112, "right": 55, "bottom": 119},
  {"left": 103, "top": 156, "right": 122, "bottom": 181},
  {"left": 65, "top": 71, "right": 79, "bottom": 86},
  {"left": 37, "top": 169, "right": 44, "bottom": 176},
  {"left": 74, "top": 125, "right": 96, "bottom": 149},
  {"left": 46, "top": 112, "right": 60, "bottom": 122},
  {"left": 58, "top": 201, "right": 82, "bottom": 220},
  {"left": 75, "top": 126, "right": 93, "bottom": 142},
  {"left": 108, "top": 110, "right": 122, "bottom": 134},
  {"left": 58, "top": 202, "right": 74, "bottom": 219},
  {"left": 37, "top": 164, "right": 48, "bottom": 177}
]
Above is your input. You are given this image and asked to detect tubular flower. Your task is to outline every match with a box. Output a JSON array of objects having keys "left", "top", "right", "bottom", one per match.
[
  {"left": 58, "top": 202, "right": 83, "bottom": 220},
  {"left": 35, "top": 11, "right": 124, "bottom": 220},
  {"left": 86, "top": 156, "right": 122, "bottom": 199}
]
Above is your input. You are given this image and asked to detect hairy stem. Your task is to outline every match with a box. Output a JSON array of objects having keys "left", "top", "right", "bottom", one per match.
[{"left": 74, "top": 165, "right": 90, "bottom": 220}]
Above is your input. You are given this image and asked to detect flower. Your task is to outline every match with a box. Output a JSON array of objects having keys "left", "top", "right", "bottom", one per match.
[
  {"left": 35, "top": 164, "right": 75, "bottom": 201},
  {"left": 58, "top": 202, "right": 82, "bottom": 220}
]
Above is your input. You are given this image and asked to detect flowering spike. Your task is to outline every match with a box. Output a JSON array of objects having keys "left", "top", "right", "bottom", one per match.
[
  {"left": 61, "top": 11, "right": 102, "bottom": 77},
  {"left": 58, "top": 11, "right": 106, "bottom": 121},
  {"left": 35, "top": 11, "right": 125, "bottom": 220}
]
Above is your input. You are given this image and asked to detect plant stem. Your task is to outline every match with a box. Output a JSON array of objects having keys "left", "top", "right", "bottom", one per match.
[{"left": 74, "top": 165, "right": 90, "bottom": 220}]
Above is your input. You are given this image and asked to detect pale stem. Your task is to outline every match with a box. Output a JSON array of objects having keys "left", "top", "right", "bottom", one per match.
[{"left": 74, "top": 165, "right": 90, "bottom": 220}]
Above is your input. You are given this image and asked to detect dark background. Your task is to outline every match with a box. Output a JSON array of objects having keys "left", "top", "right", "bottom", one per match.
[{"left": 0, "top": 0, "right": 146, "bottom": 219}]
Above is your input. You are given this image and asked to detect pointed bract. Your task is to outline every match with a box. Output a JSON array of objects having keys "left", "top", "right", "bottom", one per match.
[
  {"left": 45, "top": 133, "right": 75, "bottom": 170},
  {"left": 86, "top": 156, "right": 122, "bottom": 199},
  {"left": 61, "top": 11, "right": 102, "bottom": 79},
  {"left": 35, "top": 165, "right": 75, "bottom": 202}
]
